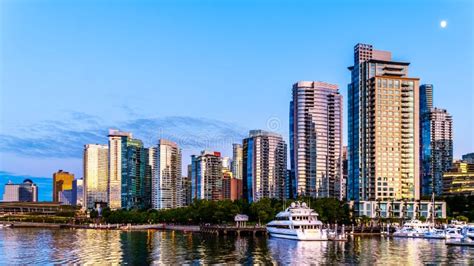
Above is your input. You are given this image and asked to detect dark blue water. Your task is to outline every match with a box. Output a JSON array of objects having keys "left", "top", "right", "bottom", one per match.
[{"left": 0, "top": 228, "right": 472, "bottom": 264}]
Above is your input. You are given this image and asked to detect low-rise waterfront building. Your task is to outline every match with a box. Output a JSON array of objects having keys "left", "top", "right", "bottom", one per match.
[
  {"left": 350, "top": 200, "right": 446, "bottom": 219},
  {"left": 0, "top": 202, "right": 65, "bottom": 215}
]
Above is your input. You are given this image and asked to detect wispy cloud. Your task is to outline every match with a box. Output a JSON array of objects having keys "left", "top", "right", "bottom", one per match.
[{"left": 0, "top": 112, "right": 247, "bottom": 159}]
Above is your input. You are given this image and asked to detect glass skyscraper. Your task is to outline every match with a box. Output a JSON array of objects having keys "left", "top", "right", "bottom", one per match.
[
  {"left": 290, "top": 81, "right": 343, "bottom": 199},
  {"left": 420, "top": 84, "right": 433, "bottom": 115},
  {"left": 421, "top": 108, "right": 453, "bottom": 196},
  {"left": 242, "top": 130, "right": 287, "bottom": 203},
  {"left": 108, "top": 129, "right": 148, "bottom": 210}
]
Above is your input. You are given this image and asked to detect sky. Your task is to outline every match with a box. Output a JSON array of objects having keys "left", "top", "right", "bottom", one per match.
[{"left": 0, "top": 0, "right": 473, "bottom": 201}]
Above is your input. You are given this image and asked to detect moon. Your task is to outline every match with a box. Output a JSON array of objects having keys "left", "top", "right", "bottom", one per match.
[{"left": 440, "top": 20, "right": 447, "bottom": 28}]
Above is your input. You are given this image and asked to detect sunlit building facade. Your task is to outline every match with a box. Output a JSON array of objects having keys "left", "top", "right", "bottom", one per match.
[
  {"left": 52, "top": 170, "right": 74, "bottom": 202},
  {"left": 243, "top": 130, "right": 287, "bottom": 203},
  {"left": 290, "top": 81, "right": 343, "bottom": 199},
  {"left": 232, "top": 144, "right": 243, "bottom": 180},
  {"left": 347, "top": 43, "right": 420, "bottom": 201},
  {"left": 222, "top": 169, "right": 232, "bottom": 200},
  {"left": 443, "top": 162, "right": 474, "bottom": 196},
  {"left": 191, "top": 151, "right": 223, "bottom": 201},
  {"left": 152, "top": 139, "right": 182, "bottom": 209},
  {"left": 75, "top": 178, "right": 84, "bottom": 207},
  {"left": 84, "top": 144, "right": 109, "bottom": 209}
]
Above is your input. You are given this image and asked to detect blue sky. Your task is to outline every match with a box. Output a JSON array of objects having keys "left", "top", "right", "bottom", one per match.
[{"left": 0, "top": 0, "right": 473, "bottom": 200}]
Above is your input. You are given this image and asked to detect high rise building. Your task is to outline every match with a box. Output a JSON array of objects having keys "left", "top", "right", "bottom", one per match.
[
  {"left": 419, "top": 84, "right": 433, "bottom": 116},
  {"left": 182, "top": 164, "right": 193, "bottom": 206},
  {"left": 462, "top": 153, "right": 474, "bottom": 164},
  {"left": 222, "top": 169, "right": 232, "bottom": 200},
  {"left": 231, "top": 144, "right": 243, "bottom": 180},
  {"left": 75, "top": 178, "right": 84, "bottom": 207},
  {"left": 421, "top": 108, "right": 453, "bottom": 196},
  {"left": 243, "top": 130, "right": 287, "bottom": 203},
  {"left": 146, "top": 147, "right": 156, "bottom": 208},
  {"left": 341, "top": 146, "right": 348, "bottom": 200},
  {"left": 191, "top": 151, "right": 223, "bottom": 201},
  {"left": 230, "top": 177, "right": 243, "bottom": 201},
  {"left": 347, "top": 43, "right": 420, "bottom": 201},
  {"left": 59, "top": 180, "right": 77, "bottom": 205},
  {"left": 53, "top": 170, "right": 74, "bottom": 202},
  {"left": 2, "top": 179, "right": 38, "bottom": 202},
  {"left": 84, "top": 144, "right": 109, "bottom": 209},
  {"left": 443, "top": 161, "right": 474, "bottom": 196},
  {"left": 290, "top": 81, "right": 343, "bottom": 199},
  {"left": 152, "top": 139, "right": 182, "bottom": 209},
  {"left": 222, "top": 157, "right": 231, "bottom": 171},
  {"left": 182, "top": 175, "right": 192, "bottom": 206},
  {"left": 108, "top": 129, "right": 148, "bottom": 210}
]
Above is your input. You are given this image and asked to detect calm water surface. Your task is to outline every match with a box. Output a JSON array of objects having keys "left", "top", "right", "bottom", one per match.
[{"left": 0, "top": 228, "right": 473, "bottom": 264}]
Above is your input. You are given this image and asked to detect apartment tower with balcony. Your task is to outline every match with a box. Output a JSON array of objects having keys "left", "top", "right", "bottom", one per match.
[{"left": 347, "top": 43, "right": 420, "bottom": 201}]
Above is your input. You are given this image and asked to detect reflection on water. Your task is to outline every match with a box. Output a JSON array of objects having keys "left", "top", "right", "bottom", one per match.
[{"left": 0, "top": 228, "right": 473, "bottom": 264}]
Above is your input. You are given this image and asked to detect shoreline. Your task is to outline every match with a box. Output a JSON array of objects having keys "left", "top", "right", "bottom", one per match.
[
  {"left": 1, "top": 221, "right": 389, "bottom": 236},
  {"left": 1, "top": 221, "right": 201, "bottom": 232}
]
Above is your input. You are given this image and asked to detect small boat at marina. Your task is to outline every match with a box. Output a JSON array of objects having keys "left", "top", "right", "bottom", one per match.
[
  {"left": 462, "top": 225, "right": 474, "bottom": 238},
  {"left": 424, "top": 228, "right": 446, "bottom": 239},
  {"left": 445, "top": 227, "right": 464, "bottom": 240},
  {"left": 0, "top": 224, "right": 12, "bottom": 228},
  {"left": 266, "top": 201, "right": 328, "bottom": 241},
  {"left": 446, "top": 235, "right": 474, "bottom": 246},
  {"left": 392, "top": 220, "right": 431, "bottom": 238}
]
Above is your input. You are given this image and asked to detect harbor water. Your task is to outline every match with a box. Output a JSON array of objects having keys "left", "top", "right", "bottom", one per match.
[{"left": 0, "top": 228, "right": 473, "bottom": 264}]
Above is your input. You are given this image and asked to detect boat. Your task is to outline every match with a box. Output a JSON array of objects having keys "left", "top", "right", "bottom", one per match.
[
  {"left": 445, "top": 227, "right": 464, "bottom": 240},
  {"left": 424, "top": 228, "right": 446, "bottom": 239},
  {"left": 446, "top": 235, "right": 474, "bottom": 246},
  {"left": 463, "top": 225, "right": 474, "bottom": 238},
  {"left": 0, "top": 224, "right": 12, "bottom": 228},
  {"left": 266, "top": 201, "right": 328, "bottom": 241},
  {"left": 392, "top": 220, "right": 431, "bottom": 238}
]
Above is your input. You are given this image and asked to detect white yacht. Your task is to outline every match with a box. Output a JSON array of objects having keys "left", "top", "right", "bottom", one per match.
[
  {"left": 393, "top": 220, "right": 431, "bottom": 238},
  {"left": 423, "top": 228, "right": 446, "bottom": 239},
  {"left": 463, "top": 225, "right": 474, "bottom": 238},
  {"left": 445, "top": 227, "right": 464, "bottom": 240},
  {"left": 266, "top": 201, "right": 328, "bottom": 241}
]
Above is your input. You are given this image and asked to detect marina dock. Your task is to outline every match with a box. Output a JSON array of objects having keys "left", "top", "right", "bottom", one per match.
[{"left": 200, "top": 225, "right": 267, "bottom": 236}]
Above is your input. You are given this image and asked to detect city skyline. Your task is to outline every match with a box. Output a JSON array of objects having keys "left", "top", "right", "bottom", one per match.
[{"left": 0, "top": 0, "right": 473, "bottom": 197}]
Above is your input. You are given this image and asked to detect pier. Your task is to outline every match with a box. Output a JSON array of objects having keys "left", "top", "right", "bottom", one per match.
[{"left": 200, "top": 225, "right": 267, "bottom": 236}]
